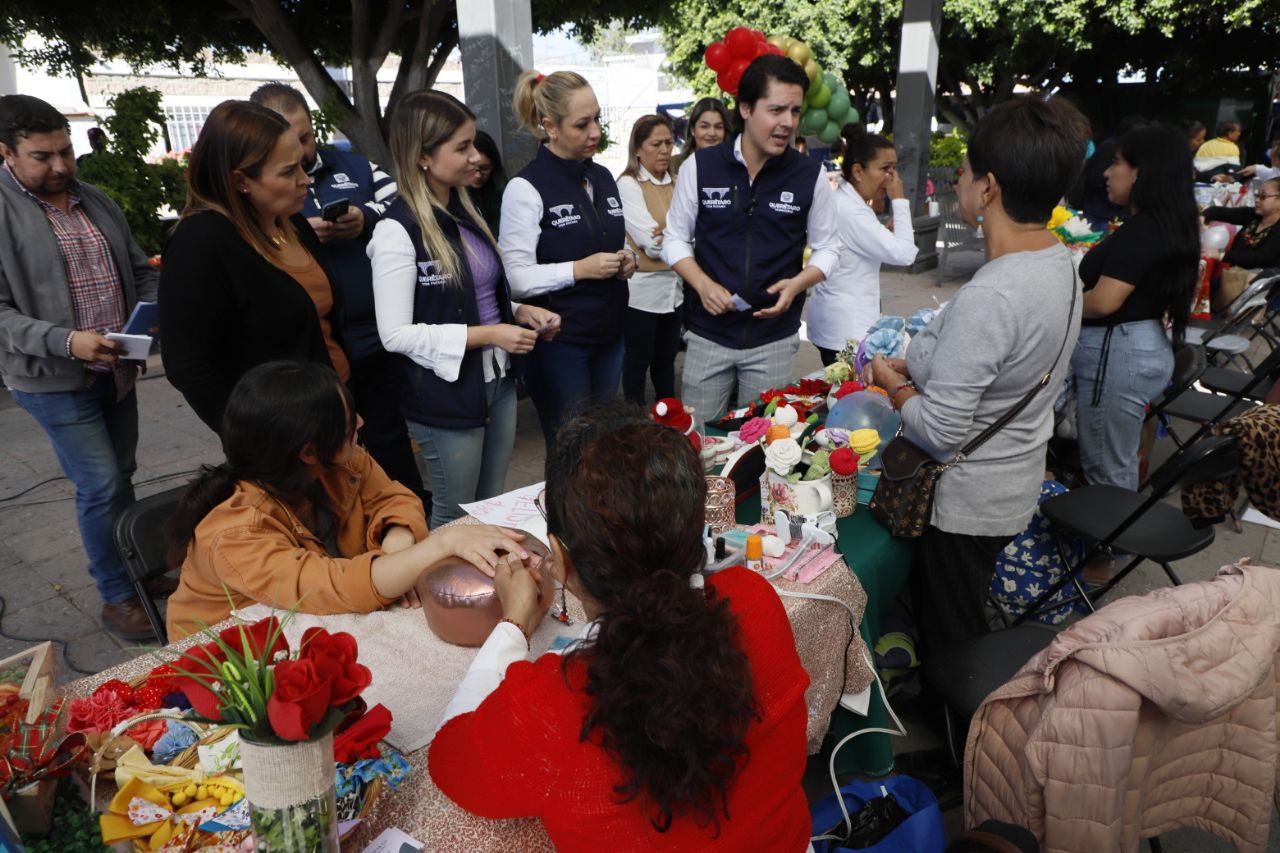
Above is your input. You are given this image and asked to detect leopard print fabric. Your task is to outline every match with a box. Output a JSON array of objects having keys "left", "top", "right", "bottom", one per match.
[{"left": 1182, "top": 404, "right": 1280, "bottom": 522}]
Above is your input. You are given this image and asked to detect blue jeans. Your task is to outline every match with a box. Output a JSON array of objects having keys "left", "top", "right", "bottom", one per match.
[
  {"left": 1072, "top": 321, "right": 1173, "bottom": 489},
  {"left": 407, "top": 375, "right": 517, "bottom": 528},
  {"left": 11, "top": 378, "right": 139, "bottom": 603},
  {"left": 522, "top": 337, "right": 624, "bottom": 445}
]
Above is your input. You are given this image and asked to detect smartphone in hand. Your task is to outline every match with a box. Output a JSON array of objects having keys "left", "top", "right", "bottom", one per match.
[{"left": 322, "top": 198, "right": 350, "bottom": 222}]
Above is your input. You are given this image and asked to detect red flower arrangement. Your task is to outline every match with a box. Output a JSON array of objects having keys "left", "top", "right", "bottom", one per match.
[
  {"left": 832, "top": 380, "right": 865, "bottom": 401},
  {"left": 169, "top": 616, "right": 372, "bottom": 744},
  {"left": 829, "top": 448, "right": 861, "bottom": 477},
  {"left": 67, "top": 678, "right": 170, "bottom": 749}
]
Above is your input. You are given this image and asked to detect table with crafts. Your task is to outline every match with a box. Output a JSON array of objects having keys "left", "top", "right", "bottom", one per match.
[{"left": 62, "top": 516, "right": 873, "bottom": 851}]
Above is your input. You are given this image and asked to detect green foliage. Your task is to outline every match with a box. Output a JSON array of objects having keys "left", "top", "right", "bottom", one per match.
[
  {"left": 76, "top": 87, "right": 187, "bottom": 255},
  {"left": 22, "top": 779, "right": 110, "bottom": 852},
  {"left": 929, "top": 130, "right": 967, "bottom": 169}
]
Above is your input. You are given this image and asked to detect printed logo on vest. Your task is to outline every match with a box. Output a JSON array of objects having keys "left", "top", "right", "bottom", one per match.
[
  {"left": 605, "top": 196, "right": 624, "bottom": 216},
  {"left": 548, "top": 203, "right": 581, "bottom": 228},
  {"left": 416, "top": 260, "right": 450, "bottom": 287},
  {"left": 769, "top": 190, "right": 801, "bottom": 214},
  {"left": 330, "top": 171, "right": 359, "bottom": 190},
  {"left": 701, "top": 187, "right": 731, "bottom": 209}
]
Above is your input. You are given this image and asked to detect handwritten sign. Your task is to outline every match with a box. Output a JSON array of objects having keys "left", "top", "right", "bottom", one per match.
[{"left": 459, "top": 482, "right": 548, "bottom": 546}]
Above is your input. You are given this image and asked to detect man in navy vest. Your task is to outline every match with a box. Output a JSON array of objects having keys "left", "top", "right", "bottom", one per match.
[
  {"left": 251, "top": 84, "right": 427, "bottom": 506},
  {"left": 664, "top": 55, "right": 838, "bottom": 423}
]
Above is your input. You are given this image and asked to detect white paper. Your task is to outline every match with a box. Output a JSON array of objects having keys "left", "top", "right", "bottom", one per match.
[
  {"left": 730, "top": 294, "right": 753, "bottom": 312},
  {"left": 459, "top": 482, "right": 548, "bottom": 547},
  {"left": 1243, "top": 507, "right": 1280, "bottom": 530},
  {"left": 361, "top": 827, "right": 424, "bottom": 853},
  {"left": 106, "top": 332, "right": 153, "bottom": 360}
]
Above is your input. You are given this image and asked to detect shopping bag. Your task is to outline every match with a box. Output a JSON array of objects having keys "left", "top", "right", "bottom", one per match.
[{"left": 810, "top": 775, "right": 946, "bottom": 853}]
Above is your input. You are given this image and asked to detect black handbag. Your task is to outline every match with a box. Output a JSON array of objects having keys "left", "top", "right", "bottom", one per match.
[{"left": 869, "top": 267, "right": 1077, "bottom": 538}]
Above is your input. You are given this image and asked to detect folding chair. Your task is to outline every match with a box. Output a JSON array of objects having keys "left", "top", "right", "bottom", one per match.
[
  {"left": 112, "top": 484, "right": 190, "bottom": 644},
  {"left": 1147, "top": 344, "right": 1257, "bottom": 448},
  {"left": 1198, "top": 343, "right": 1280, "bottom": 402},
  {"left": 1011, "top": 435, "right": 1241, "bottom": 625}
]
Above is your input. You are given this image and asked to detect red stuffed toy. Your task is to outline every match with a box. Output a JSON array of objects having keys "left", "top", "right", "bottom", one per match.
[{"left": 651, "top": 398, "right": 702, "bottom": 451}]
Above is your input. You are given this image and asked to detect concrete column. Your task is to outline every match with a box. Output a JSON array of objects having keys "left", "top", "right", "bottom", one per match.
[
  {"left": 458, "top": 0, "right": 537, "bottom": 173},
  {"left": 892, "top": 0, "right": 943, "bottom": 272},
  {"left": 0, "top": 43, "right": 17, "bottom": 96}
]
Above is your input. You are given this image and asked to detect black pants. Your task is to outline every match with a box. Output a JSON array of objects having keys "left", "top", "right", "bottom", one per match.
[
  {"left": 909, "top": 525, "right": 1013, "bottom": 659},
  {"left": 817, "top": 346, "right": 840, "bottom": 367},
  {"left": 347, "top": 350, "right": 426, "bottom": 500},
  {"left": 622, "top": 306, "right": 682, "bottom": 405}
]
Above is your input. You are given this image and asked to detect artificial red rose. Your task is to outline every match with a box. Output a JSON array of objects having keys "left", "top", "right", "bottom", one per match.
[
  {"left": 833, "top": 380, "right": 865, "bottom": 400},
  {"left": 267, "top": 657, "right": 338, "bottom": 741},
  {"left": 299, "top": 628, "right": 370, "bottom": 705},
  {"left": 332, "top": 703, "right": 393, "bottom": 764},
  {"left": 218, "top": 617, "right": 289, "bottom": 662},
  {"left": 172, "top": 642, "right": 227, "bottom": 721},
  {"left": 829, "top": 448, "right": 861, "bottom": 476}
]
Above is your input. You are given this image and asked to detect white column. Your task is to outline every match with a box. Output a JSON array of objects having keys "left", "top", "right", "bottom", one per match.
[{"left": 458, "top": 0, "right": 537, "bottom": 173}]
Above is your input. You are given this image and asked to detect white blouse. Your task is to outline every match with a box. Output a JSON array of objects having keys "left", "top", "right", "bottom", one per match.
[
  {"left": 807, "top": 182, "right": 918, "bottom": 351},
  {"left": 616, "top": 166, "right": 683, "bottom": 314}
]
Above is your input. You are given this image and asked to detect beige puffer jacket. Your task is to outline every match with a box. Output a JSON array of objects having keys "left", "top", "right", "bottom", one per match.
[{"left": 965, "top": 562, "right": 1280, "bottom": 852}]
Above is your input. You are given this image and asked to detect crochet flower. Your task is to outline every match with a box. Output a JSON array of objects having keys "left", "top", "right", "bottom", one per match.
[
  {"left": 823, "top": 361, "right": 853, "bottom": 384},
  {"left": 764, "top": 437, "right": 802, "bottom": 476},
  {"left": 830, "top": 448, "right": 860, "bottom": 476},
  {"left": 833, "top": 380, "right": 865, "bottom": 400},
  {"left": 739, "top": 416, "right": 772, "bottom": 445},
  {"left": 803, "top": 449, "right": 831, "bottom": 481},
  {"left": 151, "top": 721, "right": 200, "bottom": 764},
  {"left": 772, "top": 404, "right": 799, "bottom": 428}
]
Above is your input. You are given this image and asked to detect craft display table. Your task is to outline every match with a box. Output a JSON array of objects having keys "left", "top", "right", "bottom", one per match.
[{"left": 64, "top": 555, "right": 870, "bottom": 851}]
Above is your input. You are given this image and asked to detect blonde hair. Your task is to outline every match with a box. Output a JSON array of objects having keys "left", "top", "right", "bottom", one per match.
[
  {"left": 513, "top": 70, "right": 591, "bottom": 139},
  {"left": 182, "top": 100, "right": 299, "bottom": 260},
  {"left": 387, "top": 90, "right": 496, "bottom": 286}
]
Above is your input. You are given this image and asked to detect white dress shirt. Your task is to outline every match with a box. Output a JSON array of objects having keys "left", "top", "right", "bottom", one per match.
[
  {"left": 616, "top": 166, "right": 684, "bottom": 314},
  {"left": 368, "top": 217, "right": 510, "bottom": 383},
  {"left": 662, "top": 135, "right": 840, "bottom": 279},
  {"left": 808, "top": 182, "right": 918, "bottom": 351},
  {"left": 498, "top": 176, "right": 599, "bottom": 300}
]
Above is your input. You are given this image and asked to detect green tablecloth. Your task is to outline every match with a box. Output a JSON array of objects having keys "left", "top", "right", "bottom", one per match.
[{"left": 729, "top": 479, "right": 913, "bottom": 776}]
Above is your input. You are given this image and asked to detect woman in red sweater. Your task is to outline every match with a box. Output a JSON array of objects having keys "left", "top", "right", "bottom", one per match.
[{"left": 429, "top": 408, "right": 813, "bottom": 850}]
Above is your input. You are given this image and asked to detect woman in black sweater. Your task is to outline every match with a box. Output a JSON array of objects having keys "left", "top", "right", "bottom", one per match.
[
  {"left": 160, "top": 100, "right": 345, "bottom": 432},
  {"left": 1203, "top": 177, "right": 1280, "bottom": 271}
]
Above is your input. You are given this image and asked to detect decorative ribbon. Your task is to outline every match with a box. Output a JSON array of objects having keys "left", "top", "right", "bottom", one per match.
[
  {"left": 0, "top": 697, "right": 87, "bottom": 797},
  {"left": 100, "top": 774, "right": 246, "bottom": 848}
]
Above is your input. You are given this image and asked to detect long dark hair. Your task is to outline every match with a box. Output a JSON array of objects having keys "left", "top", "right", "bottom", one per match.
[
  {"left": 620, "top": 114, "right": 673, "bottom": 181},
  {"left": 839, "top": 122, "right": 893, "bottom": 184},
  {"left": 471, "top": 129, "right": 508, "bottom": 235},
  {"left": 545, "top": 407, "right": 758, "bottom": 834},
  {"left": 1117, "top": 124, "right": 1200, "bottom": 344},
  {"left": 167, "top": 361, "right": 356, "bottom": 563},
  {"left": 686, "top": 97, "right": 732, "bottom": 152}
]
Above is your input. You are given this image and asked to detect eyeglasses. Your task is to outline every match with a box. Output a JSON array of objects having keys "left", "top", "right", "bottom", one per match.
[{"left": 535, "top": 489, "right": 572, "bottom": 625}]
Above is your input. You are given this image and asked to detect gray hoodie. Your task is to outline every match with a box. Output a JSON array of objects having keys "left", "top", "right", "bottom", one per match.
[{"left": 0, "top": 167, "right": 158, "bottom": 392}]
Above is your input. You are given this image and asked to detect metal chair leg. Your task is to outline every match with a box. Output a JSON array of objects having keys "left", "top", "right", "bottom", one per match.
[
  {"left": 132, "top": 578, "right": 166, "bottom": 645},
  {"left": 1148, "top": 835, "right": 1164, "bottom": 852},
  {"left": 1159, "top": 562, "right": 1183, "bottom": 586}
]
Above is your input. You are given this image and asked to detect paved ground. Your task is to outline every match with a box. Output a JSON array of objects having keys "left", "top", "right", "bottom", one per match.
[{"left": 2, "top": 256, "right": 1276, "bottom": 845}]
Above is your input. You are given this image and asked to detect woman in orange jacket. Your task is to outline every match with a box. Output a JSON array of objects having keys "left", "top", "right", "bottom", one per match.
[{"left": 164, "top": 360, "right": 526, "bottom": 640}]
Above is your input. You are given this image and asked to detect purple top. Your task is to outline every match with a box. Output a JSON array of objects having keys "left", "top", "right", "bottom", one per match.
[{"left": 461, "top": 227, "right": 503, "bottom": 327}]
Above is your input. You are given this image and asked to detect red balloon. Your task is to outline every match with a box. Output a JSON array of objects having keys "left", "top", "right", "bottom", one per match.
[
  {"left": 725, "top": 59, "right": 750, "bottom": 93},
  {"left": 754, "top": 41, "right": 771, "bottom": 58},
  {"left": 716, "top": 69, "right": 738, "bottom": 96},
  {"left": 752, "top": 29, "right": 767, "bottom": 42},
  {"left": 765, "top": 43, "right": 785, "bottom": 56},
  {"left": 705, "top": 41, "right": 730, "bottom": 72},
  {"left": 725, "top": 27, "right": 757, "bottom": 59}
]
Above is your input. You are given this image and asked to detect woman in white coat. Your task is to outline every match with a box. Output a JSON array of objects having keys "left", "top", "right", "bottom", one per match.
[{"left": 809, "top": 123, "right": 918, "bottom": 365}]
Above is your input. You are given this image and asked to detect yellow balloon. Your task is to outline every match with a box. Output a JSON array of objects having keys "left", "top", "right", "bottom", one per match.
[
  {"left": 768, "top": 34, "right": 792, "bottom": 51},
  {"left": 786, "top": 41, "right": 811, "bottom": 65},
  {"left": 804, "top": 59, "right": 820, "bottom": 83}
]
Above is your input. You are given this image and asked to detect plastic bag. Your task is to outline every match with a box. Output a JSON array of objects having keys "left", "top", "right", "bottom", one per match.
[{"left": 810, "top": 775, "right": 946, "bottom": 853}]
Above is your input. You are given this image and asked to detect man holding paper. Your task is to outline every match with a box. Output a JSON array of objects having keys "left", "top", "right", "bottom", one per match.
[{"left": 0, "top": 95, "right": 160, "bottom": 641}]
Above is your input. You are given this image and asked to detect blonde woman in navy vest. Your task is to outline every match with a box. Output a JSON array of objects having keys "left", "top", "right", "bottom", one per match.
[
  {"left": 500, "top": 71, "right": 637, "bottom": 445},
  {"left": 368, "top": 90, "right": 559, "bottom": 528}
]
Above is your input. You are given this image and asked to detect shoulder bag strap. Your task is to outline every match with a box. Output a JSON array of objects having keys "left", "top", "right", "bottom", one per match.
[{"left": 954, "top": 263, "right": 1079, "bottom": 460}]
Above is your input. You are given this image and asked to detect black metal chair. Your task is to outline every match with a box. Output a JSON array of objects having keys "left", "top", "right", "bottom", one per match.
[
  {"left": 1198, "top": 343, "right": 1280, "bottom": 402},
  {"left": 112, "top": 484, "right": 189, "bottom": 644},
  {"left": 1011, "top": 436, "right": 1241, "bottom": 625},
  {"left": 1147, "top": 344, "right": 1258, "bottom": 448}
]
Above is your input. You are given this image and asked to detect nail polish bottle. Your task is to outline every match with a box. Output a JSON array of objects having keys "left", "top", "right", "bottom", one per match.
[{"left": 745, "top": 535, "right": 764, "bottom": 572}]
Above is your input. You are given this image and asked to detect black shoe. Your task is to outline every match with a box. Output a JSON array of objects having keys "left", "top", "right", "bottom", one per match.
[{"left": 102, "top": 598, "right": 160, "bottom": 641}]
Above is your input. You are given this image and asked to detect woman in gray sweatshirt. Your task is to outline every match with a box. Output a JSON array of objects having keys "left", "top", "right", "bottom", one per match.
[{"left": 866, "top": 95, "right": 1088, "bottom": 655}]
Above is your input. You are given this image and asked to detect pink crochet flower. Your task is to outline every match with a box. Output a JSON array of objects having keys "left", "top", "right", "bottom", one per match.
[
  {"left": 68, "top": 688, "right": 133, "bottom": 734},
  {"left": 739, "top": 416, "right": 772, "bottom": 445}
]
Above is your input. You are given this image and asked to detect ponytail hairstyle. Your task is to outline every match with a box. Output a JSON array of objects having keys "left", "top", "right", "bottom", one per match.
[
  {"left": 166, "top": 361, "right": 357, "bottom": 564},
  {"left": 182, "top": 100, "right": 299, "bottom": 260},
  {"left": 513, "top": 69, "right": 591, "bottom": 140},
  {"left": 839, "top": 122, "right": 894, "bottom": 184},
  {"left": 620, "top": 113, "right": 673, "bottom": 181},
  {"left": 387, "top": 89, "right": 495, "bottom": 286},
  {"left": 1115, "top": 123, "right": 1200, "bottom": 345},
  {"left": 544, "top": 405, "right": 759, "bottom": 834}
]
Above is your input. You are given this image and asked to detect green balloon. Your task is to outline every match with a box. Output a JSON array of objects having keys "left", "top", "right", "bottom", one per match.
[
  {"left": 818, "top": 120, "right": 840, "bottom": 145},
  {"left": 845, "top": 106, "right": 859, "bottom": 123},
  {"left": 799, "top": 107, "right": 827, "bottom": 135},
  {"left": 823, "top": 72, "right": 840, "bottom": 92},
  {"left": 807, "top": 69, "right": 823, "bottom": 94},
  {"left": 809, "top": 84, "right": 832, "bottom": 109},
  {"left": 827, "top": 87, "right": 851, "bottom": 123}
]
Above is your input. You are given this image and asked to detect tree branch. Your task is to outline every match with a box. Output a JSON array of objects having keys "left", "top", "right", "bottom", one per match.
[{"left": 387, "top": 0, "right": 450, "bottom": 115}]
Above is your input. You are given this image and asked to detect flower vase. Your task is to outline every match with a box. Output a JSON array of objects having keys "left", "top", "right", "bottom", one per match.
[
  {"left": 240, "top": 732, "right": 338, "bottom": 852},
  {"left": 832, "top": 469, "right": 857, "bottom": 518}
]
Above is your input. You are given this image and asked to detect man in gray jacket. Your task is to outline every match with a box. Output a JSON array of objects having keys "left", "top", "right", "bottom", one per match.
[{"left": 0, "top": 95, "right": 162, "bottom": 640}]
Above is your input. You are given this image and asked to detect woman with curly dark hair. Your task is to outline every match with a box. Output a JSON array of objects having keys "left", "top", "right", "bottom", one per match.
[{"left": 429, "top": 407, "right": 812, "bottom": 849}]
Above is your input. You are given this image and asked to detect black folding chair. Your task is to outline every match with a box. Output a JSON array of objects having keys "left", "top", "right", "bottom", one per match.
[
  {"left": 1011, "top": 436, "right": 1241, "bottom": 625},
  {"left": 1199, "top": 343, "right": 1280, "bottom": 402},
  {"left": 1147, "top": 344, "right": 1257, "bottom": 449},
  {"left": 112, "top": 484, "right": 189, "bottom": 644}
]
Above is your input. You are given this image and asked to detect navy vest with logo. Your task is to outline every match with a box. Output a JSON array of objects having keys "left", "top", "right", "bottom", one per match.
[
  {"left": 515, "top": 144, "right": 628, "bottom": 346},
  {"left": 687, "top": 138, "right": 820, "bottom": 349},
  {"left": 383, "top": 195, "right": 515, "bottom": 430}
]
